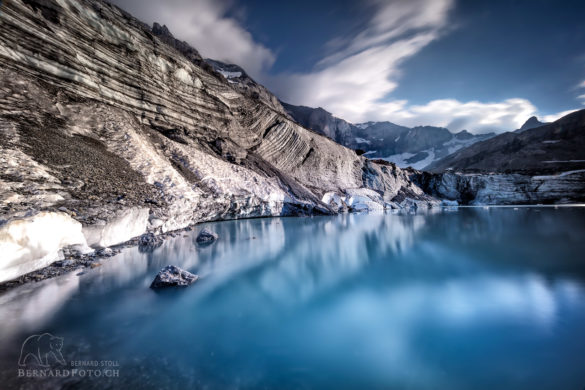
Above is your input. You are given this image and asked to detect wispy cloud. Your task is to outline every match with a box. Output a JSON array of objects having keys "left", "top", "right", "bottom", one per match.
[
  {"left": 542, "top": 109, "right": 579, "bottom": 123},
  {"left": 111, "top": 0, "right": 274, "bottom": 79},
  {"left": 375, "top": 98, "right": 539, "bottom": 133},
  {"left": 268, "top": 0, "right": 579, "bottom": 132},
  {"left": 317, "top": 0, "right": 454, "bottom": 67},
  {"left": 577, "top": 81, "right": 585, "bottom": 105},
  {"left": 269, "top": 31, "right": 442, "bottom": 124},
  {"left": 270, "top": 0, "right": 456, "bottom": 123}
]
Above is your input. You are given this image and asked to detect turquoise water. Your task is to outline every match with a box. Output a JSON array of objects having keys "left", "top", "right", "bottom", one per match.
[{"left": 1, "top": 207, "right": 585, "bottom": 389}]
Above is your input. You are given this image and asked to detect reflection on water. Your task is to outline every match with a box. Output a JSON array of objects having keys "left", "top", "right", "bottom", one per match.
[{"left": 1, "top": 208, "right": 585, "bottom": 389}]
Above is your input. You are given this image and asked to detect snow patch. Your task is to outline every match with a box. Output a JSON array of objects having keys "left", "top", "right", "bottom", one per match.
[
  {"left": 0, "top": 212, "right": 89, "bottom": 283},
  {"left": 345, "top": 188, "right": 386, "bottom": 211},
  {"left": 322, "top": 192, "right": 346, "bottom": 211},
  {"left": 355, "top": 122, "right": 374, "bottom": 130},
  {"left": 381, "top": 150, "right": 436, "bottom": 171},
  {"left": 174, "top": 68, "right": 192, "bottom": 85},
  {"left": 441, "top": 199, "right": 459, "bottom": 207},
  {"left": 218, "top": 70, "right": 242, "bottom": 79},
  {"left": 322, "top": 189, "right": 396, "bottom": 212},
  {"left": 373, "top": 134, "right": 489, "bottom": 170},
  {"left": 443, "top": 137, "right": 478, "bottom": 155},
  {"left": 83, "top": 207, "right": 149, "bottom": 248},
  {"left": 147, "top": 53, "right": 172, "bottom": 74}
]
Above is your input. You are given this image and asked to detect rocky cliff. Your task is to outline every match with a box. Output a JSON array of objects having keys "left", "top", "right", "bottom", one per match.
[
  {"left": 0, "top": 0, "right": 435, "bottom": 282},
  {"left": 415, "top": 171, "right": 585, "bottom": 205}
]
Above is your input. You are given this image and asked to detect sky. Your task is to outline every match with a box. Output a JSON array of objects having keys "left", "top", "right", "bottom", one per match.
[{"left": 111, "top": 0, "right": 585, "bottom": 133}]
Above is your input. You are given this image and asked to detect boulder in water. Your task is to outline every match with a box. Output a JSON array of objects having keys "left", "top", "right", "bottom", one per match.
[
  {"left": 139, "top": 233, "right": 164, "bottom": 252},
  {"left": 196, "top": 228, "right": 218, "bottom": 245},
  {"left": 150, "top": 265, "right": 198, "bottom": 289}
]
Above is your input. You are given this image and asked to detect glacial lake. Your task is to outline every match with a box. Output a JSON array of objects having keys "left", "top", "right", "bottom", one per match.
[{"left": 1, "top": 207, "right": 585, "bottom": 389}]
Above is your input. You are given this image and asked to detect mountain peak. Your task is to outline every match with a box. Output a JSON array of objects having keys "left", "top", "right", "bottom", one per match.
[
  {"left": 455, "top": 129, "right": 474, "bottom": 140},
  {"left": 520, "top": 116, "right": 545, "bottom": 131},
  {"left": 152, "top": 22, "right": 174, "bottom": 39}
]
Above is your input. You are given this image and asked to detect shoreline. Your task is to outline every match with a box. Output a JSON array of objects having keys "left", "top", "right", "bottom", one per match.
[
  {"left": 455, "top": 203, "right": 585, "bottom": 208},
  {"left": 0, "top": 224, "right": 194, "bottom": 294},
  {"left": 1, "top": 204, "right": 584, "bottom": 294}
]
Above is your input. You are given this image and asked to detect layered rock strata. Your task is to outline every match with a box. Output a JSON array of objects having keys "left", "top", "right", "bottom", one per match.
[{"left": 0, "top": 0, "right": 435, "bottom": 282}]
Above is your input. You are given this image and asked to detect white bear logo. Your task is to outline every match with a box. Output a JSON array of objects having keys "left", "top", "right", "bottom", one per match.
[{"left": 18, "top": 333, "right": 66, "bottom": 367}]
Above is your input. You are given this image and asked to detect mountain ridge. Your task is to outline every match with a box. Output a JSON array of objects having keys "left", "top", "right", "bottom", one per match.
[
  {"left": 427, "top": 109, "right": 585, "bottom": 173},
  {"left": 282, "top": 103, "right": 496, "bottom": 169}
]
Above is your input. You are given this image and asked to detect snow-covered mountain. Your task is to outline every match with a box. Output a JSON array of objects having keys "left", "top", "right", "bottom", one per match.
[
  {"left": 282, "top": 103, "right": 495, "bottom": 170},
  {"left": 353, "top": 123, "right": 495, "bottom": 170}
]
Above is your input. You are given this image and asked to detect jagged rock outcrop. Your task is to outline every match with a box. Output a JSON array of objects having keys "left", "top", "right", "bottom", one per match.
[
  {"left": 281, "top": 102, "right": 358, "bottom": 145},
  {"left": 415, "top": 170, "right": 585, "bottom": 205},
  {"left": 427, "top": 109, "right": 585, "bottom": 174},
  {"left": 0, "top": 0, "right": 436, "bottom": 282}
]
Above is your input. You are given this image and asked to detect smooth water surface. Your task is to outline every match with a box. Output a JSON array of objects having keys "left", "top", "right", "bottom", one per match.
[{"left": 1, "top": 207, "right": 585, "bottom": 389}]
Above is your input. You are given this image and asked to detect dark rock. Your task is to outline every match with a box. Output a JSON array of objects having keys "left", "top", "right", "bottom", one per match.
[
  {"left": 281, "top": 102, "right": 357, "bottom": 145},
  {"left": 196, "top": 228, "right": 218, "bottom": 244},
  {"left": 97, "top": 248, "right": 113, "bottom": 256},
  {"left": 150, "top": 265, "right": 198, "bottom": 289},
  {"left": 454, "top": 130, "right": 474, "bottom": 140},
  {"left": 138, "top": 233, "right": 164, "bottom": 252},
  {"left": 152, "top": 22, "right": 173, "bottom": 39}
]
